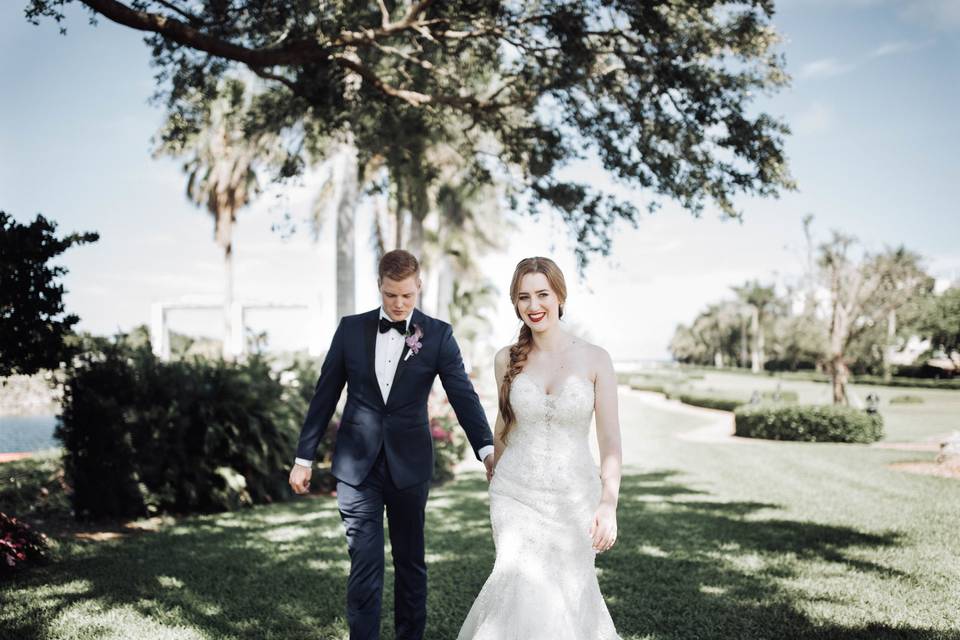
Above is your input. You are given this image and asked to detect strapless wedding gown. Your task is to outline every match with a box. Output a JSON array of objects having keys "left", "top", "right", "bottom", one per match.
[{"left": 457, "top": 372, "right": 621, "bottom": 640}]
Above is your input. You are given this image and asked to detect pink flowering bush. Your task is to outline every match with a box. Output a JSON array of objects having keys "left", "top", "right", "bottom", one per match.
[
  {"left": 1, "top": 512, "right": 50, "bottom": 574},
  {"left": 428, "top": 390, "right": 468, "bottom": 484}
]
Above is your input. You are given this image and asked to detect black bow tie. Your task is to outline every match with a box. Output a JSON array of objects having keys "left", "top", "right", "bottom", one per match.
[{"left": 379, "top": 317, "right": 407, "bottom": 334}]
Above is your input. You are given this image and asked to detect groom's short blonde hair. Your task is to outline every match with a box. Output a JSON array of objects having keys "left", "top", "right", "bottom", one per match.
[{"left": 378, "top": 250, "right": 420, "bottom": 283}]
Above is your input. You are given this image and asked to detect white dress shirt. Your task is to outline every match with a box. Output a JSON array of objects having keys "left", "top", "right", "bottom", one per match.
[{"left": 295, "top": 307, "right": 493, "bottom": 468}]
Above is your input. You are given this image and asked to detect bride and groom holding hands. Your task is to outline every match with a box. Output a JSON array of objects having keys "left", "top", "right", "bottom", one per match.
[{"left": 289, "top": 249, "right": 623, "bottom": 639}]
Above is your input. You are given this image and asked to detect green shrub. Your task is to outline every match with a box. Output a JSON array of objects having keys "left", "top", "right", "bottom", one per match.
[
  {"left": 734, "top": 404, "right": 884, "bottom": 443},
  {"left": 56, "top": 337, "right": 305, "bottom": 519},
  {"left": 760, "top": 389, "right": 799, "bottom": 403},
  {"left": 854, "top": 376, "right": 960, "bottom": 390},
  {"left": 674, "top": 393, "right": 744, "bottom": 412},
  {"left": 0, "top": 450, "right": 69, "bottom": 519},
  {"left": 0, "top": 512, "right": 50, "bottom": 574},
  {"left": 889, "top": 394, "right": 924, "bottom": 404},
  {"left": 629, "top": 383, "right": 666, "bottom": 394},
  {"left": 427, "top": 391, "right": 469, "bottom": 485}
]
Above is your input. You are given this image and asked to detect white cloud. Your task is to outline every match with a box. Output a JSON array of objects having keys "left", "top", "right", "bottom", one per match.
[
  {"left": 799, "top": 58, "right": 856, "bottom": 79},
  {"left": 798, "top": 37, "right": 934, "bottom": 82},
  {"left": 869, "top": 38, "right": 936, "bottom": 57}
]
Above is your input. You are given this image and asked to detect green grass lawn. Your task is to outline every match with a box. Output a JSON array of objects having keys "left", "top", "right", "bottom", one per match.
[{"left": 3, "top": 388, "right": 960, "bottom": 639}]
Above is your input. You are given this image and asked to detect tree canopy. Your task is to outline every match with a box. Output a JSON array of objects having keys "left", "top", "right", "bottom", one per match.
[{"left": 25, "top": 0, "right": 794, "bottom": 268}]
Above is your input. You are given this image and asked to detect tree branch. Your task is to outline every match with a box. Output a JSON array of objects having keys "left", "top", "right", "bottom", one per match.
[
  {"left": 249, "top": 66, "right": 297, "bottom": 94},
  {"left": 79, "top": 0, "right": 327, "bottom": 65}
]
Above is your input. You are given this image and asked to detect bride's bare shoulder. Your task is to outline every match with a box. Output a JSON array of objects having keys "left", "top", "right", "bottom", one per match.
[{"left": 571, "top": 339, "right": 613, "bottom": 378}]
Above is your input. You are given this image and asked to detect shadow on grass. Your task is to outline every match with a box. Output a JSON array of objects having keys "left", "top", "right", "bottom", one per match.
[
  {"left": 2, "top": 469, "right": 957, "bottom": 640},
  {"left": 433, "top": 470, "right": 958, "bottom": 640}
]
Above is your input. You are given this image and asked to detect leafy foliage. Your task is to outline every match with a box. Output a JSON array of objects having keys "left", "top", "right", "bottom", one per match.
[
  {"left": 429, "top": 410, "right": 469, "bottom": 486},
  {"left": 734, "top": 404, "right": 884, "bottom": 443},
  {"left": 914, "top": 287, "right": 960, "bottom": 368},
  {"left": 0, "top": 211, "right": 98, "bottom": 376},
  {"left": 0, "top": 512, "right": 50, "bottom": 574},
  {"left": 24, "top": 0, "right": 794, "bottom": 269},
  {"left": 56, "top": 333, "right": 303, "bottom": 519},
  {"left": 0, "top": 451, "right": 70, "bottom": 520}
]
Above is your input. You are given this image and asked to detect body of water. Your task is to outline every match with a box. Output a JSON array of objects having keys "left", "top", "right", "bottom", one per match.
[{"left": 0, "top": 415, "right": 59, "bottom": 453}]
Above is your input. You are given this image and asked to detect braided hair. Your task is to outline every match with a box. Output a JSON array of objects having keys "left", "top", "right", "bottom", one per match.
[{"left": 498, "top": 257, "right": 567, "bottom": 444}]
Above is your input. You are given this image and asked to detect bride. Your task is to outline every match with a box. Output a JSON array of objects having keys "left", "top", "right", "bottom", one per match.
[{"left": 457, "top": 256, "right": 622, "bottom": 640}]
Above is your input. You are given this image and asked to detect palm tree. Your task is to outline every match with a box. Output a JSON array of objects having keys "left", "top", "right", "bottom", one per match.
[
  {"left": 154, "top": 77, "right": 277, "bottom": 359},
  {"left": 732, "top": 280, "right": 779, "bottom": 373}
]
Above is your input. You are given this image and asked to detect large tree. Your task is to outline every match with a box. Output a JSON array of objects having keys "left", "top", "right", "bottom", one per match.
[
  {"left": 915, "top": 287, "right": 960, "bottom": 371},
  {"left": 26, "top": 0, "right": 795, "bottom": 269},
  {"left": 0, "top": 211, "right": 98, "bottom": 376},
  {"left": 670, "top": 299, "right": 745, "bottom": 367},
  {"left": 815, "top": 233, "right": 931, "bottom": 403}
]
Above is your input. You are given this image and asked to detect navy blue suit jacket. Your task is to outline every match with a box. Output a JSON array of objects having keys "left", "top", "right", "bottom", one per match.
[{"left": 296, "top": 307, "right": 494, "bottom": 489}]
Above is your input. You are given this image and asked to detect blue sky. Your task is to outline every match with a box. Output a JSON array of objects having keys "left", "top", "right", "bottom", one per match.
[{"left": 1, "top": 0, "right": 958, "bottom": 362}]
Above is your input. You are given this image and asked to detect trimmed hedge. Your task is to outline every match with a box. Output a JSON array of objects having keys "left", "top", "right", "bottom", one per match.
[
  {"left": 629, "top": 383, "right": 667, "bottom": 394},
  {"left": 57, "top": 338, "right": 304, "bottom": 519},
  {"left": 734, "top": 404, "right": 884, "bottom": 443},
  {"left": 676, "top": 364, "right": 960, "bottom": 390},
  {"left": 889, "top": 394, "right": 924, "bottom": 404},
  {"left": 672, "top": 393, "right": 744, "bottom": 412}
]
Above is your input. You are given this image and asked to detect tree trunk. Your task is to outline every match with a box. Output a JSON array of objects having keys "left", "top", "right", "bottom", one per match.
[
  {"left": 336, "top": 142, "right": 358, "bottom": 320},
  {"left": 758, "top": 323, "right": 766, "bottom": 372},
  {"left": 750, "top": 306, "right": 761, "bottom": 373},
  {"left": 218, "top": 205, "right": 235, "bottom": 361},
  {"left": 828, "top": 275, "right": 849, "bottom": 404},
  {"left": 408, "top": 214, "right": 424, "bottom": 258},
  {"left": 830, "top": 355, "right": 849, "bottom": 404},
  {"left": 740, "top": 315, "right": 749, "bottom": 367},
  {"left": 435, "top": 253, "right": 454, "bottom": 321},
  {"left": 883, "top": 308, "right": 896, "bottom": 383}
]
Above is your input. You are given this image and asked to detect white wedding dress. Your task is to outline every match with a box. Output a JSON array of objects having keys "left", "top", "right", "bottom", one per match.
[{"left": 457, "top": 372, "right": 621, "bottom": 640}]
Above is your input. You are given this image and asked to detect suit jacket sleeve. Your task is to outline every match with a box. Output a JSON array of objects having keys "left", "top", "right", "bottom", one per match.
[
  {"left": 436, "top": 323, "right": 494, "bottom": 460},
  {"left": 296, "top": 318, "right": 347, "bottom": 461}
]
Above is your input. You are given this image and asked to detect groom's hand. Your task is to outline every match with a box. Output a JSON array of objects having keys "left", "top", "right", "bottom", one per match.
[
  {"left": 483, "top": 454, "right": 495, "bottom": 483},
  {"left": 289, "top": 464, "right": 312, "bottom": 495}
]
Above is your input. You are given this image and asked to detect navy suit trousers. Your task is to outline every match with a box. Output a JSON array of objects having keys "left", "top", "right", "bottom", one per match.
[{"left": 336, "top": 446, "right": 430, "bottom": 640}]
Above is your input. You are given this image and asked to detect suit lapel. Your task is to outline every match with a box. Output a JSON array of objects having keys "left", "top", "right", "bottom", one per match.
[
  {"left": 364, "top": 309, "right": 386, "bottom": 409},
  {"left": 387, "top": 308, "right": 423, "bottom": 406}
]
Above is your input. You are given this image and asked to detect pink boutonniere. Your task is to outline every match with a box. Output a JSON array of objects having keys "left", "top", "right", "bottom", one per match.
[{"left": 403, "top": 324, "right": 424, "bottom": 361}]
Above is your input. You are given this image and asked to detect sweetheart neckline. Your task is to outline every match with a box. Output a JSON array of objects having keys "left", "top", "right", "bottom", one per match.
[{"left": 514, "top": 371, "right": 593, "bottom": 397}]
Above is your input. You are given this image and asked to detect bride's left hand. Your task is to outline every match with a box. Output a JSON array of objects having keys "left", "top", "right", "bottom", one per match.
[{"left": 589, "top": 502, "right": 618, "bottom": 553}]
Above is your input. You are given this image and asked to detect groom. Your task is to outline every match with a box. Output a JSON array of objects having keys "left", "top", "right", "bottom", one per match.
[{"left": 289, "top": 249, "right": 495, "bottom": 640}]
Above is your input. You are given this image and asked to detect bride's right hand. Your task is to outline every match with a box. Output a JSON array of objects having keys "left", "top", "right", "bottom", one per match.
[{"left": 589, "top": 502, "right": 618, "bottom": 553}]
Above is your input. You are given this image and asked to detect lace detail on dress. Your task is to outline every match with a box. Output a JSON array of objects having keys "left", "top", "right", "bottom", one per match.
[{"left": 456, "top": 372, "right": 621, "bottom": 640}]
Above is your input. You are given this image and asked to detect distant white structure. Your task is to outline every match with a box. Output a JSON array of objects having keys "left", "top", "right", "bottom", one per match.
[{"left": 150, "top": 297, "right": 324, "bottom": 361}]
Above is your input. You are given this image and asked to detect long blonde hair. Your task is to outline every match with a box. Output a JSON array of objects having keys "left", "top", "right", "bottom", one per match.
[{"left": 498, "top": 257, "right": 567, "bottom": 444}]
